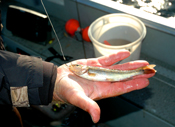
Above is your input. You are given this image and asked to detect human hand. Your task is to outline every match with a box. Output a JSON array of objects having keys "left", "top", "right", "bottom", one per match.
[{"left": 53, "top": 50, "right": 155, "bottom": 123}]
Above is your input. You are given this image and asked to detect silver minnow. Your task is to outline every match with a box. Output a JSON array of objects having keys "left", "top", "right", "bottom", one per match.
[{"left": 68, "top": 64, "right": 156, "bottom": 82}]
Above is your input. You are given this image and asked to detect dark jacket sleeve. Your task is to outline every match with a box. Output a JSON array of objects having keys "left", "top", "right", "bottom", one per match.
[
  {"left": 0, "top": 10, "right": 5, "bottom": 51},
  {"left": 0, "top": 50, "right": 57, "bottom": 106}
]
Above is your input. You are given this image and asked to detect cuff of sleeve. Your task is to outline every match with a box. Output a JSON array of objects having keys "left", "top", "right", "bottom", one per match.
[{"left": 39, "top": 61, "right": 57, "bottom": 105}]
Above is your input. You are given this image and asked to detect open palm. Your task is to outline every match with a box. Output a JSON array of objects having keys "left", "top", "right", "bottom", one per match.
[{"left": 53, "top": 50, "right": 155, "bottom": 123}]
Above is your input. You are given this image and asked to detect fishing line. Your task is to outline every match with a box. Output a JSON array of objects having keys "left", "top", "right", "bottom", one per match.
[{"left": 41, "top": 0, "right": 66, "bottom": 61}]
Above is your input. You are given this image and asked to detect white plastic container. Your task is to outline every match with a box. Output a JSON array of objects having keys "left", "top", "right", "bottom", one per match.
[{"left": 88, "top": 13, "right": 146, "bottom": 63}]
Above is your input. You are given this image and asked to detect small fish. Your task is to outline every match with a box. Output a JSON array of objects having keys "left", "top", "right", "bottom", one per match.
[{"left": 68, "top": 64, "right": 156, "bottom": 82}]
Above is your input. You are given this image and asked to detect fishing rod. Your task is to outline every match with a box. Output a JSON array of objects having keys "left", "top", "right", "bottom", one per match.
[{"left": 41, "top": 0, "right": 66, "bottom": 61}]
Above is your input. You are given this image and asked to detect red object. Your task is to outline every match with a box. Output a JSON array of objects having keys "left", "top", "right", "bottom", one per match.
[
  {"left": 104, "top": 40, "right": 111, "bottom": 45},
  {"left": 65, "top": 19, "right": 80, "bottom": 36},
  {"left": 82, "top": 26, "right": 91, "bottom": 42}
]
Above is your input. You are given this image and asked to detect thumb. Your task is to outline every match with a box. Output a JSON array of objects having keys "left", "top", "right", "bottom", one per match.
[{"left": 68, "top": 92, "right": 101, "bottom": 123}]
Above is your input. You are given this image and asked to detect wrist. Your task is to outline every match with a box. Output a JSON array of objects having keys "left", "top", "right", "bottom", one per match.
[{"left": 52, "top": 68, "right": 67, "bottom": 103}]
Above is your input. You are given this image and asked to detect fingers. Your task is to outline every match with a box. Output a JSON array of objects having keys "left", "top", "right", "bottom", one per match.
[
  {"left": 115, "top": 78, "right": 149, "bottom": 96},
  {"left": 97, "top": 50, "right": 130, "bottom": 66},
  {"left": 68, "top": 91, "right": 101, "bottom": 123},
  {"left": 94, "top": 78, "right": 149, "bottom": 100},
  {"left": 108, "top": 60, "right": 149, "bottom": 70},
  {"left": 133, "top": 73, "right": 155, "bottom": 79}
]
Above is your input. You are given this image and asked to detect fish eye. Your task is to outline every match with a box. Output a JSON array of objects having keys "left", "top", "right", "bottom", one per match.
[{"left": 74, "top": 64, "right": 79, "bottom": 67}]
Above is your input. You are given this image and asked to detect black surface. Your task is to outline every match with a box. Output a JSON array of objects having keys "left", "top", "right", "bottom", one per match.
[{"left": 6, "top": 5, "right": 48, "bottom": 42}]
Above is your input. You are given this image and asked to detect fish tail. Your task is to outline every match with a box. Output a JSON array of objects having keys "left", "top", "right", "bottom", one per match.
[{"left": 141, "top": 64, "right": 156, "bottom": 74}]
